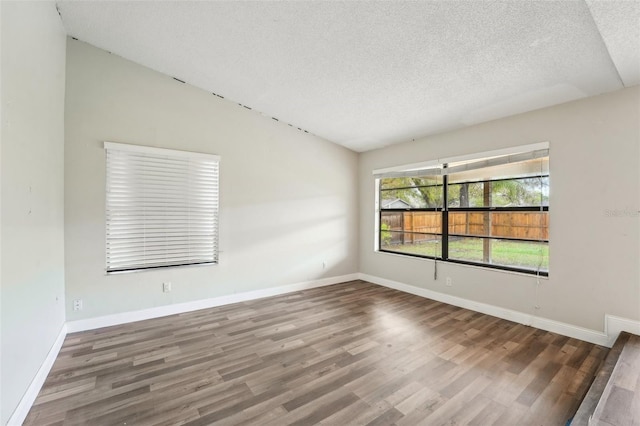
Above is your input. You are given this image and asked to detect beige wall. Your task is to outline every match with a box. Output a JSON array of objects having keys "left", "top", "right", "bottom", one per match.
[
  {"left": 64, "top": 40, "right": 359, "bottom": 321},
  {"left": 0, "top": 2, "right": 67, "bottom": 424},
  {"left": 359, "top": 86, "right": 640, "bottom": 332}
]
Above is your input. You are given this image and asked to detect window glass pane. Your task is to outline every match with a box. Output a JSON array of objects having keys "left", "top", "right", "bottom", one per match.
[
  {"left": 381, "top": 211, "right": 403, "bottom": 232},
  {"left": 380, "top": 186, "right": 443, "bottom": 209},
  {"left": 380, "top": 177, "right": 441, "bottom": 189},
  {"left": 381, "top": 211, "right": 442, "bottom": 234},
  {"left": 490, "top": 211, "right": 548, "bottom": 240},
  {"left": 448, "top": 236, "right": 485, "bottom": 263},
  {"left": 381, "top": 211, "right": 442, "bottom": 257},
  {"left": 448, "top": 157, "right": 548, "bottom": 184},
  {"left": 448, "top": 212, "right": 548, "bottom": 240},
  {"left": 380, "top": 231, "right": 442, "bottom": 258},
  {"left": 449, "top": 212, "right": 490, "bottom": 236},
  {"left": 409, "top": 211, "right": 441, "bottom": 234},
  {"left": 448, "top": 237, "right": 548, "bottom": 272},
  {"left": 447, "top": 177, "right": 548, "bottom": 208},
  {"left": 381, "top": 189, "right": 427, "bottom": 209},
  {"left": 490, "top": 240, "right": 548, "bottom": 272},
  {"left": 382, "top": 211, "right": 441, "bottom": 231},
  {"left": 490, "top": 177, "right": 549, "bottom": 207},
  {"left": 447, "top": 182, "right": 486, "bottom": 207}
]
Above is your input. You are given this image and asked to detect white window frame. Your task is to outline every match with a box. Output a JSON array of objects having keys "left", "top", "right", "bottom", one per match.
[{"left": 104, "top": 142, "right": 220, "bottom": 273}]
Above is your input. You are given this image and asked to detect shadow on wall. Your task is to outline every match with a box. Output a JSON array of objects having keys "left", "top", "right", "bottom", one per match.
[{"left": 219, "top": 194, "right": 355, "bottom": 289}]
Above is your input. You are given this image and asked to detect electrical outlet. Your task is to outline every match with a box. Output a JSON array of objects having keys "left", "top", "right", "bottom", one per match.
[
  {"left": 73, "top": 299, "right": 83, "bottom": 311},
  {"left": 446, "top": 277, "right": 452, "bottom": 287},
  {"left": 163, "top": 282, "right": 172, "bottom": 293}
]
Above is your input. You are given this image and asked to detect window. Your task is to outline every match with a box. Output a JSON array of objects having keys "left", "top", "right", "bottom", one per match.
[
  {"left": 376, "top": 145, "right": 549, "bottom": 275},
  {"left": 104, "top": 142, "right": 220, "bottom": 273}
]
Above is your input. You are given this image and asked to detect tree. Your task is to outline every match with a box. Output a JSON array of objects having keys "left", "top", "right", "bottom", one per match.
[
  {"left": 380, "top": 177, "right": 442, "bottom": 208},
  {"left": 459, "top": 183, "right": 469, "bottom": 207},
  {"left": 491, "top": 177, "right": 548, "bottom": 206}
]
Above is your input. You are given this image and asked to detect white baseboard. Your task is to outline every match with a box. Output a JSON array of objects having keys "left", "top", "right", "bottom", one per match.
[
  {"left": 530, "top": 316, "right": 608, "bottom": 347},
  {"left": 66, "top": 273, "right": 359, "bottom": 333},
  {"left": 7, "top": 324, "right": 67, "bottom": 426},
  {"left": 606, "top": 315, "right": 640, "bottom": 347},
  {"left": 358, "top": 273, "right": 611, "bottom": 347}
]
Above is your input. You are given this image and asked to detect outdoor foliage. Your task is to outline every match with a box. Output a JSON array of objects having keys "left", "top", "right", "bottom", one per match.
[
  {"left": 380, "top": 223, "right": 392, "bottom": 246},
  {"left": 380, "top": 177, "right": 442, "bottom": 208}
]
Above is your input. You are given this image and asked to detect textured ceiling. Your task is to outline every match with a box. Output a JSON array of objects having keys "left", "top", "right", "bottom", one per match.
[{"left": 56, "top": 1, "right": 639, "bottom": 152}]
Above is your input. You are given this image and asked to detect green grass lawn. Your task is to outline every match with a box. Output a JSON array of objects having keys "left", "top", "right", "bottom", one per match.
[{"left": 383, "top": 238, "right": 548, "bottom": 271}]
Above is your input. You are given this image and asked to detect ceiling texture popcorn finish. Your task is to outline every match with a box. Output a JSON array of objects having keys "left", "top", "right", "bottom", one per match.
[{"left": 56, "top": 1, "right": 639, "bottom": 152}]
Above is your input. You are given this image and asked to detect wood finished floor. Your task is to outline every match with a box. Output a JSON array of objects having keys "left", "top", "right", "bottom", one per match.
[
  {"left": 25, "top": 281, "right": 607, "bottom": 426},
  {"left": 590, "top": 332, "right": 640, "bottom": 426}
]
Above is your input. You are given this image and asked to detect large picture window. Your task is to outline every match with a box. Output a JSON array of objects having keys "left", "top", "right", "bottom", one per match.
[
  {"left": 377, "top": 146, "right": 549, "bottom": 275},
  {"left": 104, "top": 142, "right": 220, "bottom": 273}
]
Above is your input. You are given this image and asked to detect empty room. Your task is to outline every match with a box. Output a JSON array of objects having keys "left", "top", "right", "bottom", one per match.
[{"left": 1, "top": 1, "right": 639, "bottom": 425}]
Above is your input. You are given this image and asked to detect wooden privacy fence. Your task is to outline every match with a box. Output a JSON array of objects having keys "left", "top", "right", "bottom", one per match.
[
  {"left": 382, "top": 211, "right": 548, "bottom": 244},
  {"left": 449, "top": 211, "right": 548, "bottom": 240},
  {"left": 381, "top": 212, "right": 440, "bottom": 244}
]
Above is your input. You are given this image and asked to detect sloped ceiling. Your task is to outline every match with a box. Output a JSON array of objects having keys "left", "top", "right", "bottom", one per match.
[{"left": 57, "top": 1, "right": 639, "bottom": 152}]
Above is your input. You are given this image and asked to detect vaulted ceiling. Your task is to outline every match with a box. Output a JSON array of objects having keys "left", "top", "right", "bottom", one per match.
[{"left": 57, "top": 1, "right": 639, "bottom": 152}]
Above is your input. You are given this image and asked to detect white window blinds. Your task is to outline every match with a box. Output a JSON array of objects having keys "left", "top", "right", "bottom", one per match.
[{"left": 104, "top": 142, "right": 220, "bottom": 273}]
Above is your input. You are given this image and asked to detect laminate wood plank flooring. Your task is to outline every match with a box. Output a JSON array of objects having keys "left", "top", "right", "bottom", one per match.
[
  {"left": 589, "top": 332, "right": 640, "bottom": 426},
  {"left": 24, "top": 280, "right": 607, "bottom": 425},
  {"left": 572, "top": 331, "right": 631, "bottom": 425}
]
